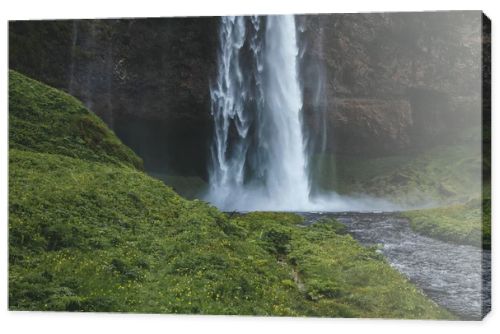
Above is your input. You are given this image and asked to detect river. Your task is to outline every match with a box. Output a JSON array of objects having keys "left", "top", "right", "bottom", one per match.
[{"left": 301, "top": 212, "right": 491, "bottom": 320}]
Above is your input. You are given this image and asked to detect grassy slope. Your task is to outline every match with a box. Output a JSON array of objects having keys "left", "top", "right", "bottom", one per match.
[
  {"left": 394, "top": 129, "right": 491, "bottom": 250},
  {"left": 9, "top": 70, "right": 452, "bottom": 318},
  {"left": 312, "top": 134, "right": 488, "bottom": 249},
  {"left": 9, "top": 70, "right": 143, "bottom": 170},
  {"left": 315, "top": 144, "right": 482, "bottom": 207},
  {"left": 402, "top": 192, "right": 491, "bottom": 249},
  {"left": 402, "top": 202, "right": 480, "bottom": 248}
]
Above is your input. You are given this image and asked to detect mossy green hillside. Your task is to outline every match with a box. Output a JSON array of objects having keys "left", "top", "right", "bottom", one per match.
[
  {"left": 9, "top": 70, "right": 143, "bottom": 170},
  {"left": 9, "top": 70, "right": 452, "bottom": 318},
  {"left": 232, "top": 214, "right": 451, "bottom": 319},
  {"left": 9, "top": 156, "right": 451, "bottom": 318}
]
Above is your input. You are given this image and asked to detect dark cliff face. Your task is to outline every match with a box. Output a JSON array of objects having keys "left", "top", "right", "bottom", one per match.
[
  {"left": 9, "top": 17, "right": 218, "bottom": 178},
  {"left": 299, "top": 11, "right": 483, "bottom": 156},
  {"left": 9, "top": 12, "right": 484, "bottom": 178}
]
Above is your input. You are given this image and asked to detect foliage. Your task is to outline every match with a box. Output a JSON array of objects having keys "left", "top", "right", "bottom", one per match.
[
  {"left": 313, "top": 217, "right": 349, "bottom": 235},
  {"left": 314, "top": 139, "right": 490, "bottom": 250},
  {"left": 9, "top": 70, "right": 143, "bottom": 170},
  {"left": 313, "top": 142, "right": 483, "bottom": 207},
  {"left": 9, "top": 70, "right": 452, "bottom": 318},
  {"left": 403, "top": 195, "right": 491, "bottom": 249},
  {"left": 231, "top": 213, "right": 452, "bottom": 319}
]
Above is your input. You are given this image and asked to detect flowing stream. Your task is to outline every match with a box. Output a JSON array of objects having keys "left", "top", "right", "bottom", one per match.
[{"left": 301, "top": 212, "right": 491, "bottom": 320}]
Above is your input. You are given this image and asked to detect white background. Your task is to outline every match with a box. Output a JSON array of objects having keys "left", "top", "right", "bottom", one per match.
[{"left": 0, "top": 0, "right": 498, "bottom": 333}]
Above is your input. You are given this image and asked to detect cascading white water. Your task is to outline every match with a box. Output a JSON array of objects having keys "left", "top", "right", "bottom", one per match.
[
  {"left": 207, "top": 15, "right": 311, "bottom": 211},
  {"left": 261, "top": 16, "right": 310, "bottom": 208},
  {"left": 207, "top": 15, "right": 398, "bottom": 212},
  {"left": 209, "top": 16, "right": 249, "bottom": 195}
]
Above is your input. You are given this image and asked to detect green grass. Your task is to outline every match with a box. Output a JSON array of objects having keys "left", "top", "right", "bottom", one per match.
[
  {"left": 9, "top": 70, "right": 143, "bottom": 170},
  {"left": 9, "top": 70, "right": 453, "bottom": 318},
  {"left": 234, "top": 214, "right": 452, "bottom": 318},
  {"left": 313, "top": 143, "right": 482, "bottom": 206},
  {"left": 312, "top": 139, "right": 489, "bottom": 250},
  {"left": 402, "top": 195, "right": 491, "bottom": 249},
  {"left": 8, "top": 157, "right": 451, "bottom": 318}
]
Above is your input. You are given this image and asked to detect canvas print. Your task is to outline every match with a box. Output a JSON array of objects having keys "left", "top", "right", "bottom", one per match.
[{"left": 8, "top": 11, "right": 491, "bottom": 320}]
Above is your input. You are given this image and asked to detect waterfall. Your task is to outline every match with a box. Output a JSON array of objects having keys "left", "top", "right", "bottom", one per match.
[
  {"left": 206, "top": 15, "right": 311, "bottom": 211},
  {"left": 206, "top": 15, "right": 398, "bottom": 212},
  {"left": 262, "top": 16, "right": 310, "bottom": 207}
]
